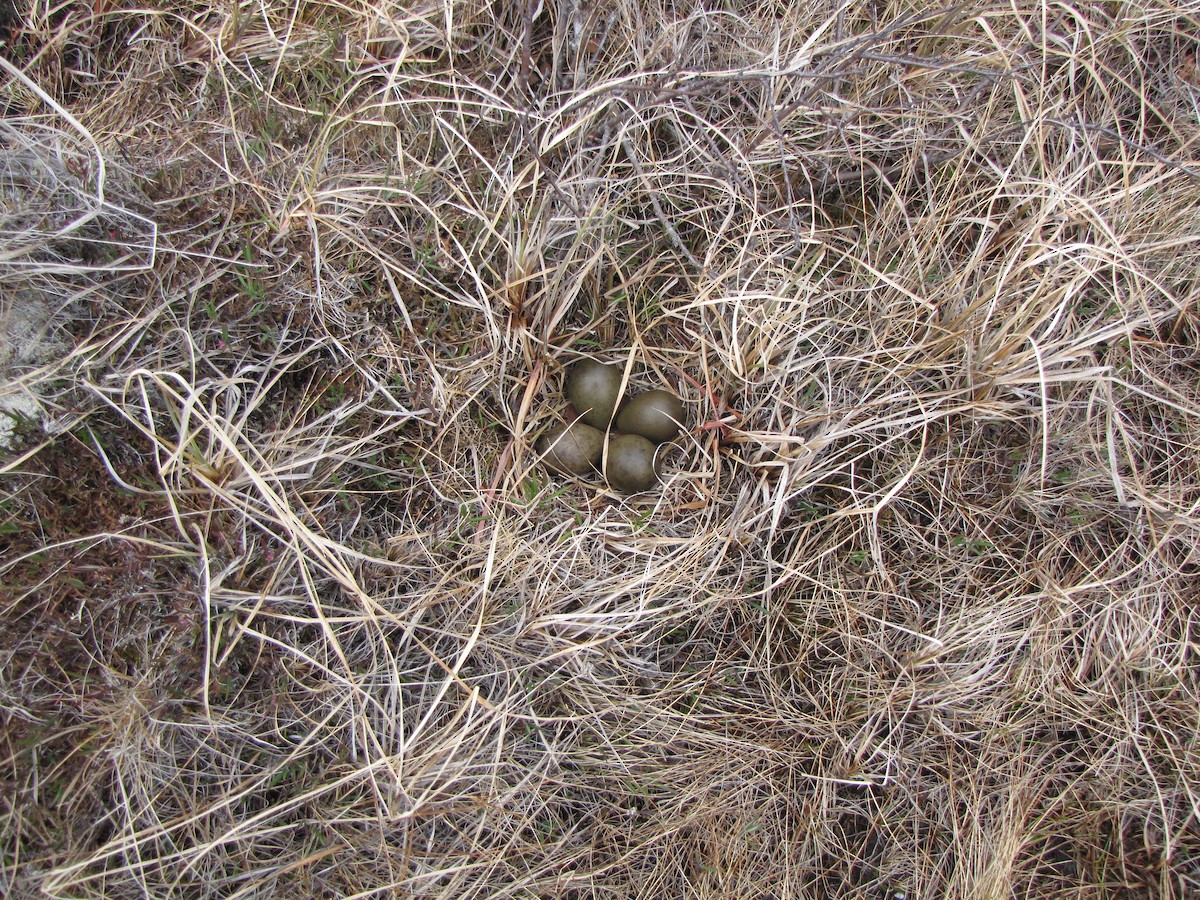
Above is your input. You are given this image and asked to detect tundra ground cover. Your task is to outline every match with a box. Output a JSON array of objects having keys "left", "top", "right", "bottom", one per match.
[{"left": 2, "top": 2, "right": 1200, "bottom": 897}]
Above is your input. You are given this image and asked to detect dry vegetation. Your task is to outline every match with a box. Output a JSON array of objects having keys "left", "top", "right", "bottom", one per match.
[{"left": 2, "top": 0, "right": 1200, "bottom": 897}]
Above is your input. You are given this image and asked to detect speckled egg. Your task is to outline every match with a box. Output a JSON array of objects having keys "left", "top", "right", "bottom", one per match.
[
  {"left": 605, "top": 434, "right": 661, "bottom": 493},
  {"left": 566, "top": 360, "right": 623, "bottom": 430},
  {"left": 538, "top": 421, "right": 604, "bottom": 475},
  {"left": 615, "top": 389, "right": 685, "bottom": 443}
]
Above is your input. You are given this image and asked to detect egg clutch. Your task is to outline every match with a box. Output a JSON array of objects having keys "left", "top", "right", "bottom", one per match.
[{"left": 538, "top": 360, "right": 686, "bottom": 493}]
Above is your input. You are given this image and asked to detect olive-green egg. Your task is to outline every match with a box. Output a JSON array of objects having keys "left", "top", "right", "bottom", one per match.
[
  {"left": 605, "top": 434, "right": 660, "bottom": 493},
  {"left": 615, "top": 390, "right": 685, "bottom": 443},
  {"left": 538, "top": 422, "right": 604, "bottom": 475},
  {"left": 566, "top": 360, "right": 623, "bottom": 430}
]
